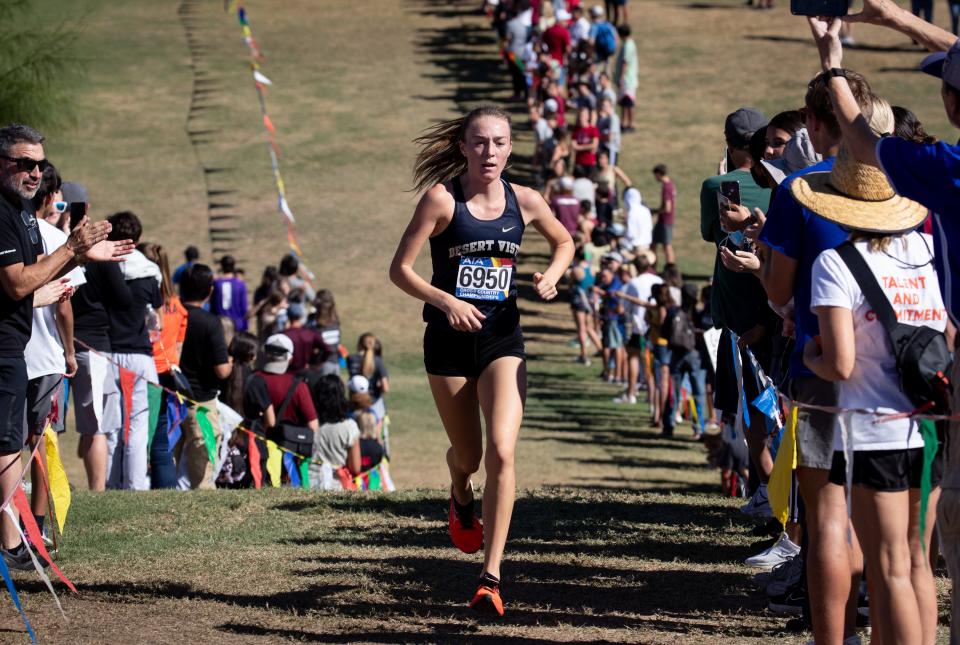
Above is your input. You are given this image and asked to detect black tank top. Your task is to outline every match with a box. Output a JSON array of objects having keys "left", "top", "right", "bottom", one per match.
[{"left": 423, "top": 176, "right": 525, "bottom": 333}]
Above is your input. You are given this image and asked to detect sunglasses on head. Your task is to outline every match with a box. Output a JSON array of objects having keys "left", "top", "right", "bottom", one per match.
[
  {"left": 0, "top": 155, "right": 49, "bottom": 173},
  {"left": 19, "top": 210, "right": 38, "bottom": 246}
]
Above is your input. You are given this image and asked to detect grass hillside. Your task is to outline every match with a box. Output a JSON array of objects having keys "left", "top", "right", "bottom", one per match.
[{"left": 3, "top": 0, "right": 953, "bottom": 641}]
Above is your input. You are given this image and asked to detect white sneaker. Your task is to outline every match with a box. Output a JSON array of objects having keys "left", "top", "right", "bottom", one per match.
[
  {"left": 740, "top": 484, "right": 771, "bottom": 518},
  {"left": 744, "top": 532, "right": 800, "bottom": 569},
  {"left": 612, "top": 394, "right": 637, "bottom": 404}
]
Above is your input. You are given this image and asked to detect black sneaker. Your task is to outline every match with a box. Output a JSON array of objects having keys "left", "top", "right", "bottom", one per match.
[
  {"left": 1, "top": 543, "right": 34, "bottom": 571},
  {"left": 768, "top": 586, "right": 805, "bottom": 616}
]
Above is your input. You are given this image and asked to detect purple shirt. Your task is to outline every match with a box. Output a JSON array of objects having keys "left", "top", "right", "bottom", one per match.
[{"left": 212, "top": 276, "right": 248, "bottom": 331}]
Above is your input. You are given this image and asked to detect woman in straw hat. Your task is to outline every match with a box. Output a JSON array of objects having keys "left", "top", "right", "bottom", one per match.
[{"left": 798, "top": 98, "right": 946, "bottom": 645}]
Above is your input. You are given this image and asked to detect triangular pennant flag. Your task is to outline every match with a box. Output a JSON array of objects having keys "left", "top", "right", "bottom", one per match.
[
  {"left": 283, "top": 452, "right": 300, "bottom": 487},
  {"left": 166, "top": 396, "right": 187, "bottom": 453},
  {"left": 768, "top": 406, "right": 798, "bottom": 528},
  {"left": 43, "top": 429, "right": 71, "bottom": 536},
  {"left": 262, "top": 114, "right": 275, "bottom": 134},
  {"left": 299, "top": 457, "right": 310, "bottom": 490},
  {"left": 242, "top": 24, "right": 252, "bottom": 39},
  {"left": 265, "top": 440, "right": 282, "bottom": 488},
  {"left": 253, "top": 70, "right": 272, "bottom": 85},
  {"left": 195, "top": 407, "right": 218, "bottom": 469},
  {"left": 119, "top": 367, "right": 136, "bottom": 444},
  {"left": 237, "top": 6, "right": 247, "bottom": 25},
  {"left": 12, "top": 489, "right": 76, "bottom": 593},
  {"left": 247, "top": 432, "right": 262, "bottom": 489},
  {"left": 0, "top": 546, "right": 36, "bottom": 643},
  {"left": 279, "top": 195, "right": 295, "bottom": 222},
  {"left": 147, "top": 383, "right": 163, "bottom": 453}
]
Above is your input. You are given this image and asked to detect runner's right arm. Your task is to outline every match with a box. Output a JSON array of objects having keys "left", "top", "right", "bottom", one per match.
[{"left": 389, "top": 184, "right": 486, "bottom": 332}]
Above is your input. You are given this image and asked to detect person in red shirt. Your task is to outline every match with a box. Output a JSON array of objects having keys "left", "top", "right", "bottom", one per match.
[
  {"left": 542, "top": 10, "right": 572, "bottom": 65},
  {"left": 652, "top": 164, "right": 677, "bottom": 264},
  {"left": 549, "top": 176, "right": 581, "bottom": 236},
  {"left": 255, "top": 334, "right": 320, "bottom": 430},
  {"left": 571, "top": 107, "right": 599, "bottom": 176},
  {"left": 282, "top": 300, "right": 329, "bottom": 372}
]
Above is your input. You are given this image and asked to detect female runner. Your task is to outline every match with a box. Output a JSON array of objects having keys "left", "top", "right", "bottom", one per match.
[{"left": 390, "top": 106, "right": 574, "bottom": 616}]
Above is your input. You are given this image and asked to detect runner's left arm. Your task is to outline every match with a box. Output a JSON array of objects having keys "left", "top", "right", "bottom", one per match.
[{"left": 516, "top": 185, "right": 575, "bottom": 301}]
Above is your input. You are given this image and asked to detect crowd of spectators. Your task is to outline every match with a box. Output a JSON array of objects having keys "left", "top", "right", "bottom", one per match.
[
  {"left": 0, "top": 123, "right": 396, "bottom": 570},
  {"left": 488, "top": 0, "right": 960, "bottom": 642}
]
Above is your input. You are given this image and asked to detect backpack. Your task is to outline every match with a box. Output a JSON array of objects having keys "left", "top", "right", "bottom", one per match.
[
  {"left": 664, "top": 306, "right": 697, "bottom": 352},
  {"left": 267, "top": 375, "right": 315, "bottom": 458},
  {"left": 595, "top": 23, "right": 616, "bottom": 58},
  {"left": 835, "top": 241, "right": 953, "bottom": 414}
]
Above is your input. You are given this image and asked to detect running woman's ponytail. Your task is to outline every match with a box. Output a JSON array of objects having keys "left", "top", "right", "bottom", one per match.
[{"left": 411, "top": 105, "right": 512, "bottom": 194}]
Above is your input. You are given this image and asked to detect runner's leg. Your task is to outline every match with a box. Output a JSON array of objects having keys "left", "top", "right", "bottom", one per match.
[
  {"left": 477, "top": 356, "right": 526, "bottom": 580},
  {"left": 428, "top": 375, "right": 482, "bottom": 505}
]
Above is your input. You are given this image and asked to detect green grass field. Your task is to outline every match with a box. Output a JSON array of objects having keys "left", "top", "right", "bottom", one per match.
[{"left": 3, "top": 0, "right": 956, "bottom": 641}]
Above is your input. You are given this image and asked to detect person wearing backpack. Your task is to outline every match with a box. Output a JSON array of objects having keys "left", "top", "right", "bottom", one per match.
[
  {"left": 589, "top": 7, "right": 618, "bottom": 69},
  {"left": 798, "top": 104, "right": 948, "bottom": 643},
  {"left": 662, "top": 284, "right": 707, "bottom": 439}
]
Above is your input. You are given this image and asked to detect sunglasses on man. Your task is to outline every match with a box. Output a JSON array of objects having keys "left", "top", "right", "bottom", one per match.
[
  {"left": 0, "top": 155, "right": 49, "bottom": 173},
  {"left": 19, "top": 210, "right": 39, "bottom": 246}
]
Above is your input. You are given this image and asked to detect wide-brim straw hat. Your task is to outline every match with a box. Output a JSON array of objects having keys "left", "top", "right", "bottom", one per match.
[{"left": 790, "top": 144, "right": 927, "bottom": 233}]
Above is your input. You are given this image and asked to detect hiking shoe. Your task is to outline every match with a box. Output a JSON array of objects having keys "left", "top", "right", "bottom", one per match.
[
  {"left": 806, "top": 637, "right": 862, "bottom": 645},
  {"left": 765, "top": 554, "right": 803, "bottom": 597},
  {"left": 740, "top": 484, "right": 772, "bottom": 518},
  {"left": 745, "top": 532, "right": 800, "bottom": 569},
  {"left": 1, "top": 543, "right": 35, "bottom": 571},
  {"left": 612, "top": 394, "right": 637, "bottom": 404},
  {"left": 768, "top": 586, "right": 806, "bottom": 616},
  {"left": 574, "top": 356, "right": 591, "bottom": 366},
  {"left": 448, "top": 491, "right": 483, "bottom": 554},
  {"left": 470, "top": 573, "right": 504, "bottom": 617}
]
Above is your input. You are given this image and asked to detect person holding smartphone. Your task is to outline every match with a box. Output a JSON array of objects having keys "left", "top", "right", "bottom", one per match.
[{"left": 699, "top": 107, "right": 778, "bottom": 522}]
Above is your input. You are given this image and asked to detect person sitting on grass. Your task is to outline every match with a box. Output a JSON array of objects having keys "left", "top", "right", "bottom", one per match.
[{"left": 309, "top": 374, "right": 362, "bottom": 490}]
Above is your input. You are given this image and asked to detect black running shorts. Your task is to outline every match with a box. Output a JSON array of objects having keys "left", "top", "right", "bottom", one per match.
[
  {"left": 0, "top": 357, "right": 26, "bottom": 454},
  {"left": 829, "top": 447, "right": 944, "bottom": 492},
  {"left": 424, "top": 324, "right": 525, "bottom": 378}
]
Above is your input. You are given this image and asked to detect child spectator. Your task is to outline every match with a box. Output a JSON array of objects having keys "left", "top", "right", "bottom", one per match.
[
  {"left": 177, "top": 263, "right": 232, "bottom": 489},
  {"left": 139, "top": 241, "right": 186, "bottom": 490},
  {"left": 347, "top": 334, "right": 390, "bottom": 419},
  {"left": 212, "top": 255, "right": 249, "bottom": 332},
  {"left": 309, "top": 375, "right": 362, "bottom": 489},
  {"left": 356, "top": 410, "right": 385, "bottom": 471}
]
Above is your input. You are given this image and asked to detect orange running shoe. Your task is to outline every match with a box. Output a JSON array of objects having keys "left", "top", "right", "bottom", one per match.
[
  {"left": 469, "top": 573, "right": 504, "bottom": 617},
  {"left": 448, "top": 491, "right": 483, "bottom": 554}
]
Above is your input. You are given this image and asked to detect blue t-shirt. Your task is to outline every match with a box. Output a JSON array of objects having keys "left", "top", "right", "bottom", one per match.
[
  {"left": 604, "top": 276, "right": 623, "bottom": 321},
  {"left": 758, "top": 158, "right": 847, "bottom": 378},
  {"left": 876, "top": 137, "right": 960, "bottom": 324}
]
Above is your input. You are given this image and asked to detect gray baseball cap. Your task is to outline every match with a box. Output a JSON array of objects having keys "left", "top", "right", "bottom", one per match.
[
  {"left": 60, "top": 182, "right": 88, "bottom": 204},
  {"left": 725, "top": 108, "right": 768, "bottom": 148},
  {"left": 921, "top": 38, "right": 960, "bottom": 91}
]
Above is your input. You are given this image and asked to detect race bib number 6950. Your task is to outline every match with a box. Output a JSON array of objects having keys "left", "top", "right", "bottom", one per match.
[{"left": 455, "top": 256, "right": 513, "bottom": 302}]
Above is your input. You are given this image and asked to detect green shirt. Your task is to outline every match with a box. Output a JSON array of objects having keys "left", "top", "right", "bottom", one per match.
[{"left": 699, "top": 169, "right": 771, "bottom": 335}]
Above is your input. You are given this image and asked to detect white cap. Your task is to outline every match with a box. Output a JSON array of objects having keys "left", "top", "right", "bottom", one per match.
[
  {"left": 544, "top": 98, "right": 558, "bottom": 114},
  {"left": 555, "top": 8, "right": 572, "bottom": 21},
  {"left": 560, "top": 176, "right": 575, "bottom": 191},
  {"left": 262, "top": 334, "right": 294, "bottom": 374},
  {"left": 348, "top": 374, "right": 370, "bottom": 394},
  {"left": 590, "top": 5, "right": 604, "bottom": 17}
]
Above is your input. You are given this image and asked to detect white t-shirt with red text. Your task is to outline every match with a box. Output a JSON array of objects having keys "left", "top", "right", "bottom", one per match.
[{"left": 810, "top": 232, "right": 946, "bottom": 451}]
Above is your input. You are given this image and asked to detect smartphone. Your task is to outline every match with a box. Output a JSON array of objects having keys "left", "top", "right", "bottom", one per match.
[
  {"left": 790, "top": 0, "right": 848, "bottom": 16},
  {"left": 719, "top": 180, "right": 741, "bottom": 206},
  {"left": 68, "top": 202, "right": 87, "bottom": 229}
]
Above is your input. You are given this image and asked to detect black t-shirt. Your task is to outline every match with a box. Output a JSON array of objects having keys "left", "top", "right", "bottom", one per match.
[
  {"left": 108, "top": 276, "right": 162, "bottom": 355},
  {"left": 242, "top": 371, "right": 272, "bottom": 421},
  {"left": 180, "top": 304, "right": 229, "bottom": 401},
  {"left": 73, "top": 262, "right": 132, "bottom": 352},
  {"left": 0, "top": 193, "right": 44, "bottom": 357}
]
